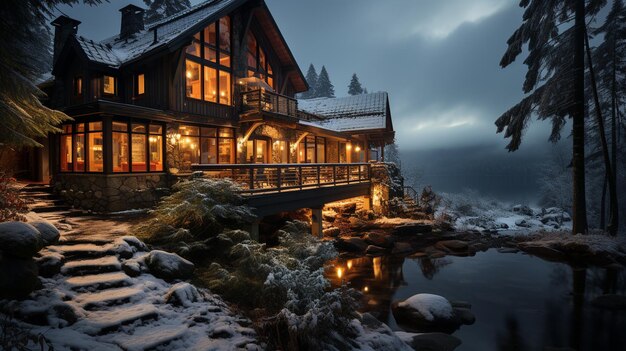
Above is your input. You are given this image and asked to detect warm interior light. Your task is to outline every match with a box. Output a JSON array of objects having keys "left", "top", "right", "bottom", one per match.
[
  {"left": 220, "top": 91, "right": 225, "bottom": 97},
  {"left": 346, "top": 143, "right": 352, "bottom": 151},
  {"left": 355, "top": 146, "right": 361, "bottom": 152},
  {"left": 347, "top": 260, "right": 353, "bottom": 270},
  {"left": 363, "top": 286, "right": 369, "bottom": 292},
  {"left": 92, "top": 145, "right": 102, "bottom": 151},
  {"left": 190, "top": 144, "right": 196, "bottom": 150},
  {"left": 336, "top": 267, "right": 343, "bottom": 279},
  {"left": 186, "top": 71, "right": 192, "bottom": 79},
  {"left": 149, "top": 136, "right": 158, "bottom": 143}
]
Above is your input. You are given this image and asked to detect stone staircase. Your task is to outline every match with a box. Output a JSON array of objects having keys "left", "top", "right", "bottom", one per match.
[
  {"left": 20, "top": 184, "right": 72, "bottom": 217},
  {"left": 31, "top": 237, "right": 259, "bottom": 350}
]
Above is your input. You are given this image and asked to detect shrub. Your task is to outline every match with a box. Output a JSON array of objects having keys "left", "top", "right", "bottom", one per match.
[
  {"left": 134, "top": 178, "right": 255, "bottom": 248},
  {"left": 0, "top": 171, "right": 28, "bottom": 222}
]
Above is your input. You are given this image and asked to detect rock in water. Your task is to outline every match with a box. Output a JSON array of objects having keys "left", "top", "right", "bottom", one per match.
[
  {"left": 0, "top": 257, "right": 41, "bottom": 299},
  {"left": 145, "top": 250, "right": 195, "bottom": 281},
  {"left": 393, "top": 293, "right": 473, "bottom": 334},
  {"left": 29, "top": 221, "right": 60, "bottom": 246},
  {"left": 0, "top": 222, "right": 44, "bottom": 259},
  {"left": 335, "top": 237, "right": 368, "bottom": 252}
]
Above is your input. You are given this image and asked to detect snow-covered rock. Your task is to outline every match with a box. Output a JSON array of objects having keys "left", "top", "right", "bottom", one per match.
[
  {"left": 0, "top": 257, "right": 40, "bottom": 299},
  {"left": 512, "top": 205, "right": 533, "bottom": 216},
  {"left": 0, "top": 221, "right": 44, "bottom": 258},
  {"left": 165, "top": 282, "right": 203, "bottom": 307},
  {"left": 29, "top": 220, "right": 60, "bottom": 246},
  {"left": 145, "top": 250, "right": 194, "bottom": 281},
  {"left": 392, "top": 293, "right": 474, "bottom": 333}
]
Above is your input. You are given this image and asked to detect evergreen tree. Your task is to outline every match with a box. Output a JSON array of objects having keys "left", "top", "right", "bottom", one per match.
[
  {"left": 384, "top": 141, "right": 401, "bottom": 167},
  {"left": 0, "top": 0, "right": 95, "bottom": 151},
  {"left": 144, "top": 0, "right": 192, "bottom": 25},
  {"left": 496, "top": 0, "right": 605, "bottom": 235},
  {"left": 348, "top": 73, "right": 364, "bottom": 95},
  {"left": 363, "top": 87, "right": 369, "bottom": 94},
  {"left": 301, "top": 64, "right": 318, "bottom": 99},
  {"left": 315, "top": 66, "right": 335, "bottom": 98}
]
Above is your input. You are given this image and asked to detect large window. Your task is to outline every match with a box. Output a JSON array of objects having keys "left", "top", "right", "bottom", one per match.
[
  {"left": 59, "top": 122, "right": 103, "bottom": 173},
  {"left": 178, "top": 125, "right": 235, "bottom": 165},
  {"left": 185, "top": 16, "right": 232, "bottom": 105},
  {"left": 103, "top": 75, "right": 116, "bottom": 95},
  {"left": 246, "top": 32, "right": 274, "bottom": 89},
  {"left": 112, "top": 121, "right": 164, "bottom": 173},
  {"left": 297, "top": 136, "right": 326, "bottom": 163}
]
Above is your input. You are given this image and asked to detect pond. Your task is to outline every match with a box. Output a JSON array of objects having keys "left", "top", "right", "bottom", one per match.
[{"left": 326, "top": 249, "right": 626, "bottom": 351}]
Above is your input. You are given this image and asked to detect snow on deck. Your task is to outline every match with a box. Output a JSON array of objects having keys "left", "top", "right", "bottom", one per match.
[{"left": 298, "top": 92, "right": 388, "bottom": 132}]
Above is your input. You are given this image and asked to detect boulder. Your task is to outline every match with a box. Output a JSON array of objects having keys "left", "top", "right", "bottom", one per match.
[
  {"left": 322, "top": 227, "right": 341, "bottom": 237},
  {"left": 335, "top": 237, "right": 368, "bottom": 253},
  {"left": 364, "top": 232, "right": 394, "bottom": 248},
  {"left": 0, "top": 222, "right": 44, "bottom": 259},
  {"left": 395, "top": 332, "right": 461, "bottom": 351},
  {"left": 29, "top": 221, "right": 60, "bottom": 246},
  {"left": 512, "top": 205, "right": 533, "bottom": 216},
  {"left": 591, "top": 294, "right": 626, "bottom": 310},
  {"left": 35, "top": 252, "right": 64, "bottom": 277},
  {"left": 394, "top": 223, "right": 433, "bottom": 236},
  {"left": 365, "top": 245, "right": 387, "bottom": 256},
  {"left": 121, "top": 236, "right": 149, "bottom": 252},
  {"left": 392, "top": 242, "right": 414, "bottom": 255},
  {"left": 517, "top": 244, "right": 566, "bottom": 262},
  {"left": 145, "top": 250, "right": 195, "bottom": 281},
  {"left": 435, "top": 240, "right": 469, "bottom": 253},
  {"left": 165, "top": 282, "right": 203, "bottom": 307},
  {"left": 322, "top": 210, "right": 337, "bottom": 222},
  {"left": 393, "top": 294, "right": 475, "bottom": 334},
  {"left": 0, "top": 257, "right": 41, "bottom": 299},
  {"left": 514, "top": 219, "right": 531, "bottom": 228}
]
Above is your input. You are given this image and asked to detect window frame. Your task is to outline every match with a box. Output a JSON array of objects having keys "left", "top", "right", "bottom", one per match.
[
  {"left": 246, "top": 31, "right": 275, "bottom": 90},
  {"left": 112, "top": 119, "right": 166, "bottom": 174},
  {"left": 59, "top": 121, "right": 104, "bottom": 174},
  {"left": 178, "top": 124, "right": 236, "bottom": 165},
  {"left": 185, "top": 16, "right": 232, "bottom": 106},
  {"left": 103, "top": 75, "right": 117, "bottom": 96}
]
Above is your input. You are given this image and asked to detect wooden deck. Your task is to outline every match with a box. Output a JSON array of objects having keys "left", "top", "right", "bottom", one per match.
[{"left": 191, "top": 163, "right": 372, "bottom": 216}]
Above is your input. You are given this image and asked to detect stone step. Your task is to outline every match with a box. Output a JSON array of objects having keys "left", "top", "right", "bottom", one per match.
[
  {"left": 61, "top": 256, "right": 121, "bottom": 276},
  {"left": 79, "top": 303, "right": 159, "bottom": 336},
  {"left": 50, "top": 243, "right": 111, "bottom": 259},
  {"left": 110, "top": 324, "right": 188, "bottom": 351},
  {"left": 20, "top": 192, "right": 57, "bottom": 199},
  {"left": 32, "top": 205, "right": 72, "bottom": 213},
  {"left": 76, "top": 286, "right": 144, "bottom": 310},
  {"left": 21, "top": 185, "right": 53, "bottom": 193},
  {"left": 65, "top": 272, "right": 132, "bottom": 291}
]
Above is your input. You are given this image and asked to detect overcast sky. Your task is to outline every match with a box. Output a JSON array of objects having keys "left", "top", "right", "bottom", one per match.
[{"left": 55, "top": 0, "right": 562, "bottom": 152}]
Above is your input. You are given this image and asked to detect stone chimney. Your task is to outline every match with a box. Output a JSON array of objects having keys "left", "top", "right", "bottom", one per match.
[
  {"left": 51, "top": 15, "right": 81, "bottom": 66},
  {"left": 119, "top": 4, "right": 145, "bottom": 40}
]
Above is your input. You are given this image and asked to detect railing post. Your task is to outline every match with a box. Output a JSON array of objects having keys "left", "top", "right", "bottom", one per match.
[
  {"left": 277, "top": 167, "right": 282, "bottom": 192},
  {"left": 317, "top": 165, "right": 321, "bottom": 186},
  {"left": 299, "top": 166, "right": 303, "bottom": 190},
  {"left": 333, "top": 165, "right": 336, "bottom": 185},
  {"left": 249, "top": 167, "right": 254, "bottom": 191},
  {"left": 358, "top": 164, "right": 362, "bottom": 181}
]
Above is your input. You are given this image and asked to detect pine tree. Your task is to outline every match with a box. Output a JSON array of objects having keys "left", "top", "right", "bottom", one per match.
[
  {"left": 496, "top": 0, "right": 605, "bottom": 235},
  {"left": 301, "top": 64, "right": 318, "bottom": 99},
  {"left": 0, "top": 0, "right": 94, "bottom": 151},
  {"left": 144, "top": 0, "right": 192, "bottom": 25},
  {"left": 315, "top": 66, "right": 335, "bottom": 98},
  {"left": 348, "top": 73, "right": 364, "bottom": 95}
]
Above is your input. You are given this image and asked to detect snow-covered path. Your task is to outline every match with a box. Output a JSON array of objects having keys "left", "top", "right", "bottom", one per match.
[{"left": 7, "top": 234, "right": 260, "bottom": 350}]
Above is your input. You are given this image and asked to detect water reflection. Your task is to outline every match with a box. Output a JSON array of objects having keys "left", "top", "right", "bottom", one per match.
[{"left": 325, "top": 250, "right": 626, "bottom": 351}]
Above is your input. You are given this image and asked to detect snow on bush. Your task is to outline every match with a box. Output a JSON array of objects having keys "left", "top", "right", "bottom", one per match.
[
  {"left": 135, "top": 178, "right": 255, "bottom": 249},
  {"left": 397, "top": 293, "right": 453, "bottom": 321},
  {"left": 0, "top": 172, "right": 29, "bottom": 222}
]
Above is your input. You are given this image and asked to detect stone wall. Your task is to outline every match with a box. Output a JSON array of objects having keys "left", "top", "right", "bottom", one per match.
[
  {"left": 53, "top": 173, "right": 169, "bottom": 212},
  {"left": 370, "top": 162, "right": 404, "bottom": 215}
]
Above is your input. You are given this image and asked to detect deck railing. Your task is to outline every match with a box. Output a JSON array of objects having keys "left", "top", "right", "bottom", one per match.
[
  {"left": 191, "top": 163, "right": 371, "bottom": 195},
  {"left": 241, "top": 89, "right": 298, "bottom": 118}
]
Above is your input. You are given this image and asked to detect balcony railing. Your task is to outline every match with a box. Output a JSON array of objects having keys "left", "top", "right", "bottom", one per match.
[
  {"left": 241, "top": 89, "right": 298, "bottom": 119},
  {"left": 191, "top": 163, "right": 371, "bottom": 195}
]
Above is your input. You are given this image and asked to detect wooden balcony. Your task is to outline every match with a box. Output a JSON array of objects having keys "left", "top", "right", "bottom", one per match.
[
  {"left": 191, "top": 163, "right": 371, "bottom": 196},
  {"left": 240, "top": 89, "right": 298, "bottom": 120}
]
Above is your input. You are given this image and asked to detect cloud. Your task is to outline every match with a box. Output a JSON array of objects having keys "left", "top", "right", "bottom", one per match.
[{"left": 408, "top": 0, "right": 512, "bottom": 39}]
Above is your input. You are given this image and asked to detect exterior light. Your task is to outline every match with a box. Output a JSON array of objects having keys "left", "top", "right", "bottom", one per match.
[
  {"left": 346, "top": 143, "right": 352, "bottom": 151},
  {"left": 363, "top": 286, "right": 369, "bottom": 292},
  {"left": 336, "top": 267, "right": 343, "bottom": 279},
  {"left": 347, "top": 260, "right": 353, "bottom": 270},
  {"left": 355, "top": 145, "right": 361, "bottom": 152}
]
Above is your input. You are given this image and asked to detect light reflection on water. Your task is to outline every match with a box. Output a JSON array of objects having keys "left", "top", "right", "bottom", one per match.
[{"left": 325, "top": 249, "right": 626, "bottom": 351}]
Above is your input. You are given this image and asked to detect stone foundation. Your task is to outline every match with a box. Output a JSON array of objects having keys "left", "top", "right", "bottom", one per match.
[
  {"left": 53, "top": 173, "right": 169, "bottom": 212},
  {"left": 370, "top": 162, "right": 404, "bottom": 215}
]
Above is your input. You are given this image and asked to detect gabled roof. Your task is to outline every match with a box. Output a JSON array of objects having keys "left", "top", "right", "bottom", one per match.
[
  {"left": 297, "top": 92, "right": 392, "bottom": 133},
  {"left": 57, "top": 0, "right": 307, "bottom": 91}
]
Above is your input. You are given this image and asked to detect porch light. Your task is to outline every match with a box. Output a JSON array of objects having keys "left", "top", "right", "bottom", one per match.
[
  {"left": 347, "top": 260, "right": 353, "bottom": 270},
  {"left": 355, "top": 145, "right": 361, "bottom": 152},
  {"left": 346, "top": 143, "right": 352, "bottom": 151},
  {"left": 363, "top": 286, "right": 369, "bottom": 292},
  {"left": 336, "top": 267, "right": 343, "bottom": 279}
]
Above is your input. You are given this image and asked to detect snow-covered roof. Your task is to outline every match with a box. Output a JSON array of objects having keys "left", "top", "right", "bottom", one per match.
[
  {"left": 297, "top": 92, "right": 390, "bottom": 132},
  {"left": 75, "top": 0, "right": 240, "bottom": 68}
]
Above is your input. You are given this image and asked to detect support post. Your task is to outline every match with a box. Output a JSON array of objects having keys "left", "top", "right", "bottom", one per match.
[
  {"left": 362, "top": 195, "right": 372, "bottom": 211},
  {"left": 247, "top": 219, "right": 260, "bottom": 241},
  {"left": 310, "top": 207, "right": 323, "bottom": 238}
]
